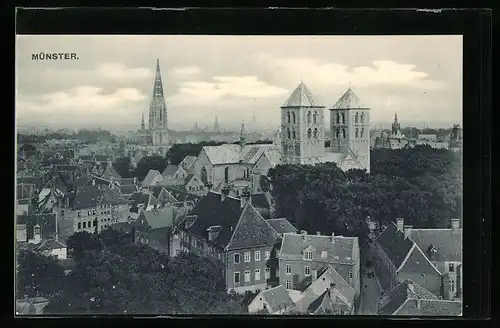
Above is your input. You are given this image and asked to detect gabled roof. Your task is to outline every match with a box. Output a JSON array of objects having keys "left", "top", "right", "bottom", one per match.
[
  {"left": 128, "top": 192, "right": 158, "bottom": 207},
  {"left": 119, "top": 184, "right": 138, "bottom": 195},
  {"left": 100, "top": 163, "right": 122, "bottom": 181},
  {"left": 279, "top": 233, "right": 357, "bottom": 265},
  {"left": 180, "top": 155, "right": 197, "bottom": 170},
  {"left": 35, "top": 239, "right": 66, "bottom": 252},
  {"left": 375, "top": 223, "right": 414, "bottom": 269},
  {"left": 226, "top": 203, "right": 280, "bottom": 250},
  {"left": 395, "top": 299, "right": 463, "bottom": 316},
  {"left": 137, "top": 207, "right": 176, "bottom": 230},
  {"left": 281, "top": 81, "right": 323, "bottom": 108},
  {"left": 162, "top": 165, "right": 182, "bottom": 178},
  {"left": 17, "top": 213, "right": 57, "bottom": 241},
  {"left": 330, "top": 88, "right": 366, "bottom": 110},
  {"left": 164, "top": 187, "right": 200, "bottom": 203},
  {"left": 94, "top": 154, "right": 109, "bottom": 162},
  {"left": 377, "top": 279, "right": 439, "bottom": 315},
  {"left": 307, "top": 290, "right": 335, "bottom": 314},
  {"left": 184, "top": 173, "right": 197, "bottom": 185},
  {"left": 266, "top": 218, "right": 298, "bottom": 235},
  {"left": 70, "top": 184, "right": 127, "bottom": 210},
  {"left": 186, "top": 191, "right": 242, "bottom": 248},
  {"left": 409, "top": 229, "right": 462, "bottom": 263},
  {"left": 142, "top": 169, "right": 163, "bottom": 186},
  {"left": 202, "top": 144, "right": 275, "bottom": 166},
  {"left": 120, "top": 177, "right": 135, "bottom": 185},
  {"left": 260, "top": 285, "right": 295, "bottom": 313}
]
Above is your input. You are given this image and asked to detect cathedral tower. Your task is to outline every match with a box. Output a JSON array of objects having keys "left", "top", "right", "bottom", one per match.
[
  {"left": 280, "top": 81, "right": 325, "bottom": 165},
  {"left": 391, "top": 112, "right": 401, "bottom": 137},
  {"left": 214, "top": 116, "right": 220, "bottom": 132},
  {"left": 329, "top": 87, "right": 370, "bottom": 172},
  {"left": 149, "top": 58, "right": 169, "bottom": 146}
]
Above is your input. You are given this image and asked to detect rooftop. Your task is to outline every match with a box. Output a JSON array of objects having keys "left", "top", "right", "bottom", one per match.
[
  {"left": 330, "top": 88, "right": 367, "bottom": 110},
  {"left": 282, "top": 81, "right": 323, "bottom": 108}
]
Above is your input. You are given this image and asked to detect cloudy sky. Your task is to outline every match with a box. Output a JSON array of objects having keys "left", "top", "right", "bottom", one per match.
[{"left": 16, "top": 35, "right": 462, "bottom": 130}]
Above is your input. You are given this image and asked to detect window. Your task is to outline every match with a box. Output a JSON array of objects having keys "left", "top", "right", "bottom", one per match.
[
  {"left": 287, "top": 111, "right": 290, "bottom": 123},
  {"left": 78, "top": 222, "right": 81, "bottom": 229},
  {"left": 83, "top": 221, "right": 86, "bottom": 229},
  {"left": 201, "top": 166, "right": 208, "bottom": 184},
  {"left": 355, "top": 112, "right": 359, "bottom": 123},
  {"left": 263, "top": 303, "right": 267, "bottom": 310},
  {"left": 342, "top": 128, "right": 346, "bottom": 138},
  {"left": 336, "top": 112, "right": 340, "bottom": 124},
  {"left": 244, "top": 270, "right": 251, "bottom": 282},
  {"left": 265, "top": 250, "right": 270, "bottom": 260},
  {"left": 292, "top": 112, "right": 296, "bottom": 124},
  {"left": 321, "top": 251, "right": 327, "bottom": 258},
  {"left": 286, "top": 264, "right": 292, "bottom": 274},
  {"left": 449, "top": 280, "right": 455, "bottom": 292},
  {"left": 307, "top": 129, "right": 312, "bottom": 139},
  {"left": 265, "top": 268, "right": 270, "bottom": 279},
  {"left": 292, "top": 129, "right": 296, "bottom": 139},
  {"left": 255, "top": 269, "right": 261, "bottom": 281},
  {"left": 224, "top": 167, "right": 229, "bottom": 183},
  {"left": 449, "top": 263, "right": 455, "bottom": 272},
  {"left": 255, "top": 251, "right": 261, "bottom": 261},
  {"left": 287, "top": 128, "right": 291, "bottom": 139},
  {"left": 313, "top": 112, "right": 317, "bottom": 124},
  {"left": 355, "top": 128, "right": 359, "bottom": 138},
  {"left": 286, "top": 280, "right": 292, "bottom": 289},
  {"left": 341, "top": 112, "right": 346, "bottom": 124},
  {"left": 304, "top": 266, "right": 311, "bottom": 276},
  {"left": 93, "top": 220, "right": 97, "bottom": 227},
  {"left": 335, "top": 128, "right": 340, "bottom": 139},
  {"left": 360, "top": 113, "right": 365, "bottom": 123},
  {"left": 244, "top": 252, "right": 251, "bottom": 263},
  {"left": 234, "top": 272, "right": 240, "bottom": 284},
  {"left": 307, "top": 111, "right": 311, "bottom": 124},
  {"left": 360, "top": 128, "right": 364, "bottom": 138},
  {"left": 247, "top": 168, "right": 250, "bottom": 178},
  {"left": 304, "top": 251, "right": 313, "bottom": 260},
  {"left": 77, "top": 212, "right": 81, "bottom": 217},
  {"left": 313, "top": 128, "right": 318, "bottom": 139},
  {"left": 349, "top": 270, "right": 353, "bottom": 279}
]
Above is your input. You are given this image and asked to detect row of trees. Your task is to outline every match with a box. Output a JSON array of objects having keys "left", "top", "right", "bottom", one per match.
[
  {"left": 17, "top": 229, "right": 250, "bottom": 314},
  {"left": 17, "top": 129, "right": 116, "bottom": 144},
  {"left": 268, "top": 145, "right": 462, "bottom": 241}
]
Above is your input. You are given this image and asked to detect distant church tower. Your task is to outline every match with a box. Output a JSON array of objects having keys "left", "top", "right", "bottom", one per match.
[
  {"left": 280, "top": 81, "right": 326, "bottom": 165},
  {"left": 391, "top": 112, "right": 401, "bottom": 137},
  {"left": 239, "top": 123, "right": 247, "bottom": 148},
  {"left": 214, "top": 116, "right": 220, "bottom": 132},
  {"left": 329, "top": 87, "right": 371, "bottom": 172},
  {"left": 149, "top": 58, "right": 169, "bottom": 146},
  {"left": 140, "top": 113, "right": 145, "bottom": 131}
]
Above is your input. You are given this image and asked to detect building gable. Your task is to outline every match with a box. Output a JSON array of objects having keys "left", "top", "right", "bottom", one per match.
[{"left": 398, "top": 244, "right": 442, "bottom": 276}]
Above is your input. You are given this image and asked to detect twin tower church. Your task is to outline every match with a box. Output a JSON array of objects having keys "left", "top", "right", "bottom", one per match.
[{"left": 140, "top": 59, "right": 371, "bottom": 173}]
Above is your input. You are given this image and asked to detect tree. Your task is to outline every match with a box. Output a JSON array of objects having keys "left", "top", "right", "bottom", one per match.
[
  {"left": 16, "top": 250, "right": 66, "bottom": 299},
  {"left": 113, "top": 157, "right": 132, "bottom": 178},
  {"left": 66, "top": 231, "right": 104, "bottom": 259},
  {"left": 165, "top": 141, "right": 224, "bottom": 166},
  {"left": 132, "top": 155, "right": 168, "bottom": 181}
]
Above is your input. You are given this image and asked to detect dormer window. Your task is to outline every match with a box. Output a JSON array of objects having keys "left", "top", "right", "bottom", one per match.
[{"left": 304, "top": 251, "right": 313, "bottom": 260}]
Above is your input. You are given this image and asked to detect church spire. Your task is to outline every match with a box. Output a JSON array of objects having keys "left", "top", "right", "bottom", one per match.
[
  {"left": 392, "top": 112, "right": 401, "bottom": 136},
  {"left": 153, "top": 58, "right": 164, "bottom": 98},
  {"left": 141, "top": 113, "right": 145, "bottom": 131},
  {"left": 239, "top": 123, "right": 247, "bottom": 148},
  {"left": 214, "top": 116, "right": 220, "bottom": 132}
]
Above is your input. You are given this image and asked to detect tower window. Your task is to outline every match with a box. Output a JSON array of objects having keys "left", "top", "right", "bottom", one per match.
[
  {"left": 342, "top": 113, "right": 346, "bottom": 124},
  {"left": 224, "top": 167, "right": 229, "bottom": 183},
  {"left": 360, "top": 113, "right": 365, "bottom": 123},
  {"left": 307, "top": 128, "right": 312, "bottom": 139},
  {"left": 292, "top": 112, "right": 296, "bottom": 124},
  {"left": 313, "top": 112, "right": 317, "bottom": 124},
  {"left": 313, "top": 128, "right": 318, "bottom": 139},
  {"left": 287, "top": 128, "right": 291, "bottom": 139},
  {"left": 355, "top": 128, "right": 359, "bottom": 138},
  {"left": 78, "top": 222, "right": 81, "bottom": 230},
  {"left": 360, "top": 128, "right": 365, "bottom": 138},
  {"left": 201, "top": 166, "right": 208, "bottom": 184},
  {"left": 292, "top": 129, "right": 296, "bottom": 139},
  {"left": 342, "top": 128, "right": 346, "bottom": 138},
  {"left": 335, "top": 128, "right": 340, "bottom": 138},
  {"left": 307, "top": 111, "right": 311, "bottom": 124},
  {"left": 287, "top": 112, "right": 290, "bottom": 123},
  {"left": 336, "top": 112, "right": 340, "bottom": 124},
  {"left": 355, "top": 112, "right": 359, "bottom": 123}
]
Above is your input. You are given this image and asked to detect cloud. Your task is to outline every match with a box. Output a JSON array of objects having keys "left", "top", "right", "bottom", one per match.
[
  {"left": 170, "top": 76, "right": 288, "bottom": 106},
  {"left": 94, "top": 63, "right": 151, "bottom": 79},
  {"left": 17, "top": 86, "right": 147, "bottom": 117},
  {"left": 255, "top": 53, "right": 445, "bottom": 90},
  {"left": 171, "top": 66, "right": 201, "bottom": 77}
]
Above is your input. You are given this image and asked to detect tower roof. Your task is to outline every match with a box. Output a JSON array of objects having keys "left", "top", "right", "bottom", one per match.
[
  {"left": 331, "top": 87, "right": 367, "bottom": 110},
  {"left": 152, "top": 58, "right": 164, "bottom": 98},
  {"left": 282, "top": 81, "right": 323, "bottom": 108}
]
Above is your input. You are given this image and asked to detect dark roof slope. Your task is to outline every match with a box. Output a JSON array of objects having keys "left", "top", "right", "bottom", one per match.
[
  {"left": 187, "top": 192, "right": 241, "bottom": 248},
  {"left": 162, "top": 165, "right": 179, "bottom": 177},
  {"left": 377, "top": 280, "right": 439, "bottom": 315},
  {"left": 261, "top": 285, "right": 294, "bottom": 313},
  {"left": 396, "top": 299, "right": 462, "bottom": 316},
  {"left": 410, "top": 229, "right": 462, "bottom": 262},
  {"left": 266, "top": 218, "right": 298, "bottom": 235},
  {"left": 250, "top": 193, "right": 270, "bottom": 209},
  {"left": 375, "top": 223, "right": 414, "bottom": 269},
  {"left": 119, "top": 184, "right": 138, "bottom": 195},
  {"left": 226, "top": 203, "right": 279, "bottom": 250}
]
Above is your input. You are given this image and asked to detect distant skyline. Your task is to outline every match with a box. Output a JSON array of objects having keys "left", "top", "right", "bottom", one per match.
[{"left": 16, "top": 35, "right": 462, "bottom": 130}]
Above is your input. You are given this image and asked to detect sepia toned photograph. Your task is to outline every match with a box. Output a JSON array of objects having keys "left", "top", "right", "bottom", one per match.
[{"left": 15, "top": 34, "right": 463, "bottom": 316}]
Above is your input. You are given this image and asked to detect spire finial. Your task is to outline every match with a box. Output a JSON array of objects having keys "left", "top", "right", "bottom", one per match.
[{"left": 349, "top": 82, "right": 351, "bottom": 89}]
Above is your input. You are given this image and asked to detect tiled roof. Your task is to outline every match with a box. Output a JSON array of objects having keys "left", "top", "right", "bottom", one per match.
[
  {"left": 203, "top": 144, "right": 276, "bottom": 165},
  {"left": 17, "top": 176, "right": 36, "bottom": 184},
  {"left": 330, "top": 88, "right": 366, "bottom": 110},
  {"left": 128, "top": 192, "right": 157, "bottom": 207},
  {"left": 184, "top": 173, "right": 196, "bottom": 185},
  {"left": 120, "top": 178, "right": 135, "bottom": 185},
  {"left": 260, "top": 285, "right": 295, "bottom": 313},
  {"left": 180, "top": 155, "right": 197, "bottom": 170},
  {"left": 279, "top": 233, "right": 357, "bottom": 264},
  {"left": 263, "top": 148, "right": 282, "bottom": 167},
  {"left": 375, "top": 223, "right": 414, "bottom": 269},
  {"left": 377, "top": 280, "right": 439, "bottom": 315},
  {"left": 100, "top": 163, "right": 122, "bottom": 181},
  {"left": 138, "top": 207, "right": 176, "bottom": 230},
  {"left": 79, "top": 155, "right": 94, "bottom": 161},
  {"left": 94, "top": 154, "right": 109, "bottom": 162},
  {"left": 226, "top": 203, "right": 279, "bottom": 250},
  {"left": 187, "top": 191, "right": 242, "bottom": 248},
  {"left": 409, "top": 229, "right": 462, "bottom": 263},
  {"left": 282, "top": 81, "right": 323, "bottom": 108},
  {"left": 266, "top": 218, "right": 298, "bottom": 235},
  {"left": 162, "top": 165, "right": 180, "bottom": 178},
  {"left": 16, "top": 213, "right": 57, "bottom": 240},
  {"left": 396, "top": 299, "right": 462, "bottom": 316},
  {"left": 142, "top": 169, "right": 163, "bottom": 186},
  {"left": 307, "top": 290, "right": 334, "bottom": 314},
  {"left": 100, "top": 186, "right": 129, "bottom": 206},
  {"left": 164, "top": 187, "right": 200, "bottom": 203},
  {"left": 302, "top": 265, "right": 355, "bottom": 307},
  {"left": 119, "top": 184, "right": 138, "bottom": 195},
  {"left": 35, "top": 239, "right": 66, "bottom": 251},
  {"left": 70, "top": 185, "right": 101, "bottom": 209},
  {"left": 250, "top": 193, "right": 270, "bottom": 209}
]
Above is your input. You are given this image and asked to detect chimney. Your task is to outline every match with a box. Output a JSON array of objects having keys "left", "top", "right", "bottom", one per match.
[
  {"left": 451, "top": 218, "right": 460, "bottom": 232},
  {"left": 221, "top": 185, "right": 230, "bottom": 202},
  {"left": 33, "top": 224, "right": 41, "bottom": 244},
  {"left": 416, "top": 298, "right": 421, "bottom": 310},
  {"left": 331, "top": 232, "right": 335, "bottom": 243},
  {"left": 133, "top": 177, "right": 137, "bottom": 185},
  {"left": 403, "top": 225, "right": 413, "bottom": 239},
  {"left": 396, "top": 218, "right": 404, "bottom": 232},
  {"left": 316, "top": 231, "right": 321, "bottom": 236},
  {"left": 240, "top": 189, "right": 251, "bottom": 208},
  {"left": 92, "top": 179, "right": 96, "bottom": 186}
]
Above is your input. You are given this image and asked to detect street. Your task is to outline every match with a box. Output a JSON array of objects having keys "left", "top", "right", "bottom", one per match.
[{"left": 358, "top": 243, "right": 382, "bottom": 315}]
